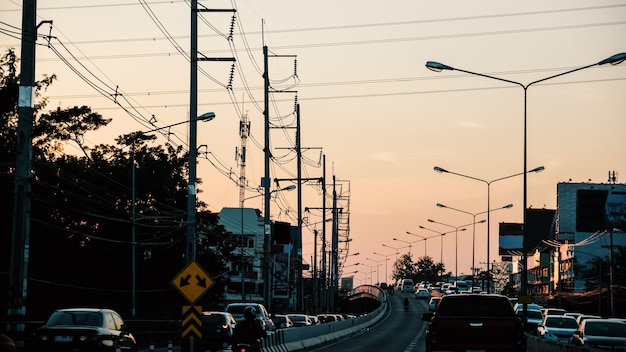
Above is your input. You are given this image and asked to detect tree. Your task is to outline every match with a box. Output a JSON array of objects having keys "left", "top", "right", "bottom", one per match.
[
  {"left": 414, "top": 256, "right": 445, "bottom": 283},
  {"left": 1, "top": 48, "right": 229, "bottom": 321}
]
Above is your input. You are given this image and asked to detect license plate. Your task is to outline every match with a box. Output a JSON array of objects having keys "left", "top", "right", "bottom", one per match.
[{"left": 54, "top": 335, "right": 73, "bottom": 342}]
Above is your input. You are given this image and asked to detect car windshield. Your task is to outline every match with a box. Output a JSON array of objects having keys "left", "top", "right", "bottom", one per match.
[
  {"left": 289, "top": 315, "right": 305, "bottom": 321},
  {"left": 47, "top": 311, "right": 102, "bottom": 327},
  {"left": 436, "top": 296, "right": 513, "bottom": 317},
  {"left": 546, "top": 317, "right": 578, "bottom": 328},
  {"left": 586, "top": 322, "right": 626, "bottom": 337},
  {"left": 226, "top": 305, "right": 247, "bottom": 314},
  {"left": 526, "top": 310, "right": 543, "bottom": 319}
]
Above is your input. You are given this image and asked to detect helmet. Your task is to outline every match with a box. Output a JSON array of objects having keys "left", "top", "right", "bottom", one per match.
[{"left": 243, "top": 306, "right": 257, "bottom": 321}]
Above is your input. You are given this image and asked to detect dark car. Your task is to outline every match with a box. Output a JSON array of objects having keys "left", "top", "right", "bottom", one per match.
[
  {"left": 572, "top": 318, "right": 626, "bottom": 350},
  {"left": 194, "top": 311, "right": 237, "bottom": 352},
  {"left": 31, "top": 308, "right": 137, "bottom": 352}
]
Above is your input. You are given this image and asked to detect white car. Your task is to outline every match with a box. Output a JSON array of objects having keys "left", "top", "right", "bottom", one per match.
[
  {"left": 428, "top": 297, "right": 441, "bottom": 311},
  {"left": 537, "top": 315, "right": 579, "bottom": 342},
  {"left": 415, "top": 288, "right": 430, "bottom": 299}
]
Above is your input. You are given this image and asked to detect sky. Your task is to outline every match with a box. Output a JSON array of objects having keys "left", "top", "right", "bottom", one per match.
[{"left": 2, "top": 0, "right": 625, "bottom": 285}]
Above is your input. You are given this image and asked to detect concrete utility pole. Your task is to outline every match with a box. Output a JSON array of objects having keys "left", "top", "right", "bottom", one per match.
[
  {"left": 189, "top": 2, "right": 235, "bottom": 263},
  {"left": 9, "top": 1, "right": 36, "bottom": 349}
]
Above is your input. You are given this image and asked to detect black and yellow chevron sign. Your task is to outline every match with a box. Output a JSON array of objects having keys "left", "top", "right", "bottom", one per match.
[{"left": 181, "top": 305, "right": 202, "bottom": 340}]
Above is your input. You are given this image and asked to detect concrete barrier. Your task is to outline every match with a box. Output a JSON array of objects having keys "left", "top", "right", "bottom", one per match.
[
  {"left": 261, "top": 299, "right": 388, "bottom": 352},
  {"left": 526, "top": 333, "right": 618, "bottom": 352}
]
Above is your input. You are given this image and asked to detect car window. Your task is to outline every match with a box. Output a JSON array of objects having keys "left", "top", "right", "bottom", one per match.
[
  {"left": 48, "top": 311, "right": 102, "bottom": 327},
  {"left": 546, "top": 317, "right": 577, "bottom": 328},
  {"left": 112, "top": 312, "right": 125, "bottom": 330},
  {"left": 586, "top": 322, "right": 626, "bottom": 337},
  {"left": 104, "top": 312, "right": 117, "bottom": 330}
]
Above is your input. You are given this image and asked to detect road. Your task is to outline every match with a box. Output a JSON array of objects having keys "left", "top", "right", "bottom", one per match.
[{"left": 310, "top": 291, "right": 429, "bottom": 352}]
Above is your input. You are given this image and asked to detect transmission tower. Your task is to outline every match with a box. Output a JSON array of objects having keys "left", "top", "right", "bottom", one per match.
[{"left": 237, "top": 111, "right": 251, "bottom": 206}]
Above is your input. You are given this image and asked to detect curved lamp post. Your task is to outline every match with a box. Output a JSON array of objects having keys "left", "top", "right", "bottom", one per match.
[
  {"left": 382, "top": 243, "right": 409, "bottom": 262},
  {"left": 392, "top": 237, "right": 420, "bottom": 255},
  {"left": 131, "top": 112, "right": 215, "bottom": 318},
  {"left": 372, "top": 251, "right": 395, "bottom": 284},
  {"left": 434, "top": 166, "right": 543, "bottom": 291},
  {"left": 426, "top": 219, "right": 472, "bottom": 280},
  {"left": 418, "top": 225, "right": 458, "bottom": 264},
  {"left": 436, "top": 202, "right": 513, "bottom": 286},
  {"left": 426, "top": 52, "right": 626, "bottom": 296}
]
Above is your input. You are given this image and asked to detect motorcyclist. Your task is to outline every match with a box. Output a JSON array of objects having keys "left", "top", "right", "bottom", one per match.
[
  {"left": 404, "top": 297, "right": 409, "bottom": 310},
  {"left": 231, "top": 306, "right": 267, "bottom": 352}
]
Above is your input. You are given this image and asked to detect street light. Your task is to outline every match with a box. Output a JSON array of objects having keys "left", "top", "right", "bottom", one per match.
[
  {"left": 405, "top": 231, "right": 436, "bottom": 257},
  {"left": 365, "top": 257, "right": 388, "bottom": 285},
  {"left": 392, "top": 237, "right": 420, "bottom": 255},
  {"left": 436, "top": 202, "right": 513, "bottom": 286},
  {"left": 130, "top": 112, "right": 215, "bottom": 318},
  {"left": 240, "top": 184, "right": 296, "bottom": 301},
  {"left": 372, "top": 251, "right": 395, "bottom": 284},
  {"left": 434, "top": 165, "right": 543, "bottom": 291},
  {"left": 426, "top": 219, "right": 473, "bottom": 280},
  {"left": 382, "top": 243, "right": 409, "bottom": 262},
  {"left": 426, "top": 52, "right": 626, "bottom": 297},
  {"left": 360, "top": 263, "right": 377, "bottom": 285},
  {"left": 418, "top": 225, "right": 457, "bottom": 264},
  {"left": 187, "top": 112, "right": 217, "bottom": 263}
]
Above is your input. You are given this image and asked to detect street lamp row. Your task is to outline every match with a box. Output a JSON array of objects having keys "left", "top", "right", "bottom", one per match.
[{"left": 426, "top": 52, "right": 625, "bottom": 297}]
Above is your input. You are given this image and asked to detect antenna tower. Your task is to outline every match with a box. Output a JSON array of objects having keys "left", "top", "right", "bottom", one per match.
[{"left": 237, "top": 111, "right": 251, "bottom": 205}]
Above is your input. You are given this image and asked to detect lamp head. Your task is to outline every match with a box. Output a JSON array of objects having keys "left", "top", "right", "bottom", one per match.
[
  {"left": 427, "top": 219, "right": 435, "bottom": 223},
  {"left": 477, "top": 220, "right": 486, "bottom": 224},
  {"left": 598, "top": 52, "right": 626, "bottom": 66},
  {"left": 459, "top": 228, "right": 467, "bottom": 232},
  {"left": 419, "top": 225, "right": 425, "bottom": 229},
  {"left": 281, "top": 184, "right": 297, "bottom": 191},
  {"left": 436, "top": 203, "right": 446, "bottom": 208},
  {"left": 433, "top": 166, "right": 448, "bottom": 173},
  {"left": 504, "top": 203, "right": 514, "bottom": 209},
  {"left": 197, "top": 112, "right": 216, "bottom": 121},
  {"left": 530, "top": 166, "right": 545, "bottom": 173},
  {"left": 426, "top": 61, "right": 454, "bottom": 72}
]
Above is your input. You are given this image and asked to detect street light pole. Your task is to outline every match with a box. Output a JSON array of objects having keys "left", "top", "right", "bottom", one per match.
[
  {"left": 426, "top": 52, "right": 626, "bottom": 297},
  {"left": 434, "top": 166, "right": 543, "bottom": 291},
  {"left": 436, "top": 202, "right": 513, "bottom": 287},
  {"left": 426, "top": 219, "right": 472, "bottom": 280},
  {"left": 392, "top": 238, "right": 420, "bottom": 255},
  {"left": 130, "top": 112, "right": 215, "bottom": 318},
  {"left": 372, "top": 251, "right": 395, "bottom": 284}
]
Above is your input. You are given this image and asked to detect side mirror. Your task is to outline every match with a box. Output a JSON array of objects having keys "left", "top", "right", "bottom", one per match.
[{"left": 421, "top": 312, "right": 434, "bottom": 322}]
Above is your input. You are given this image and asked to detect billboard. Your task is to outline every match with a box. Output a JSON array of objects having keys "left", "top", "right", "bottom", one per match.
[{"left": 499, "top": 222, "right": 523, "bottom": 256}]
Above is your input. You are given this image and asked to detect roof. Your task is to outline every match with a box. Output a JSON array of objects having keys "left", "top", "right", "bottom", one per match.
[{"left": 218, "top": 207, "right": 264, "bottom": 235}]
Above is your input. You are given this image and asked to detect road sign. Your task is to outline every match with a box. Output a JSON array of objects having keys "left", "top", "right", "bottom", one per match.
[
  {"left": 181, "top": 305, "right": 202, "bottom": 340},
  {"left": 171, "top": 260, "right": 214, "bottom": 303}
]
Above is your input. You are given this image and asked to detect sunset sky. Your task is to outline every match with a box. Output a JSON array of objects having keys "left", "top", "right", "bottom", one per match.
[{"left": 2, "top": 0, "right": 625, "bottom": 284}]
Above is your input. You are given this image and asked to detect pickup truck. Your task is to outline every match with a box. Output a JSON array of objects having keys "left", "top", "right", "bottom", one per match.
[{"left": 421, "top": 294, "right": 526, "bottom": 352}]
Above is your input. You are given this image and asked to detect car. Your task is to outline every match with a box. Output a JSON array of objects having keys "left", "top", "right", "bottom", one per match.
[
  {"left": 469, "top": 286, "right": 483, "bottom": 294},
  {"left": 516, "top": 308, "right": 544, "bottom": 333},
  {"left": 307, "top": 315, "right": 320, "bottom": 325},
  {"left": 427, "top": 297, "right": 441, "bottom": 311},
  {"left": 415, "top": 288, "right": 430, "bottom": 299},
  {"left": 576, "top": 314, "right": 602, "bottom": 326},
  {"left": 225, "top": 302, "right": 275, "bottom": 331},
  {"left": 542, "top": 308, "right": 566, "bottom": 316},
  {"left": 287, "top": 314, "right": 312, "bottom": 327},
  {"left": 195, "top": 311, "right": 237, "bottom": 352},
  {"left": 31, "top": 308, "right": 137, "bottom": 352},
  {"left": 513, "top": 302, "right": 542, "bottom": 312},
  {"left": 272, "top": 314, "right": 293, "bottom": 329},
  {"left": 400, "top": 278, "right": 414, "bottom": 293},
  {"left": 572, "top": 318, "right": 626, "bottom": 350},
  {"left": 537, "top": 315, "right": 579, "bottom": 342}
]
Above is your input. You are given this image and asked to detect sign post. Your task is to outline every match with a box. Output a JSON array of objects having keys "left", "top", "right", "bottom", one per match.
[{"left": 171, "top": 260, "right": 214, "bottom": 351}]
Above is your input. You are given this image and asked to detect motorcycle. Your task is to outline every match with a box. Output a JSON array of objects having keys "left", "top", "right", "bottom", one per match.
[
  {"left": 232, "top": 343, "right": 253, "bottom": 352},
  {"left": 404, "top": 299, "right": 409, "bottom": 311}
]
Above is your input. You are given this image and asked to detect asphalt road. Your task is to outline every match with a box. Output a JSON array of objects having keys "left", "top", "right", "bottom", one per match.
[{"left": 310, "top": 291, "right": 429, "bottom": 352}]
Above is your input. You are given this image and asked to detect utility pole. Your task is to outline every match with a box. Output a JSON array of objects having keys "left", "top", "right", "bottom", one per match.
[
  {"left": 9, "top": 1, "right": 37, "bottom": 349},
  {"left": 189, "top": 3, "right": 235, "bottom": 263}
]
